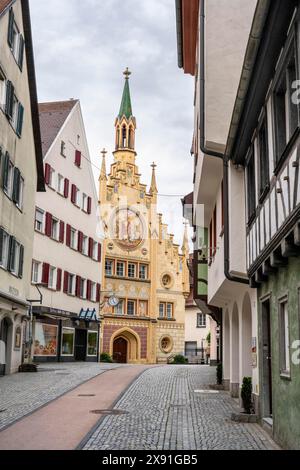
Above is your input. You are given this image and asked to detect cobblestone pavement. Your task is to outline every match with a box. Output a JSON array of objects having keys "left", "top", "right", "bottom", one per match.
[
  {"left": 83, "top": 366, "right": 279, "bottom": 450},
  {"left": 0, "top": 362, "right": 122, "bottom": 431}
]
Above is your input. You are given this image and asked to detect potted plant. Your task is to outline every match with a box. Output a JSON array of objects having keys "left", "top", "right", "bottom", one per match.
[{"left": 231, "top": 377, "right": 258, "bottom": 423}]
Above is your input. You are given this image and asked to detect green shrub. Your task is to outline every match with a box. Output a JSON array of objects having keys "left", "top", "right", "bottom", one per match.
[
  {"left": 241, "top": 377, "right": 253, "bottom": 414},
  {"left": 172, "top": 354, "right": 188, "bottom": 364},
  {"left": 206, "top": 332, "right": 211, "bottom": 345},
  {"left": 216, "top": 363, "right": 223, "bottom": 385},
  {"left": 100, "top": 352, "right": 113, "bottom": 363}
]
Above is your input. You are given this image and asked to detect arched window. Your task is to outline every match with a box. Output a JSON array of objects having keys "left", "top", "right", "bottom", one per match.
[
  {"left": 116, "top": 127, "right": 120, "bottom": 149},
  {"left": 122, "top": 126, "right": 127, "bottom": 148},
  {"left": 129, "top": 127, "right": 134, "bottom": 149}
]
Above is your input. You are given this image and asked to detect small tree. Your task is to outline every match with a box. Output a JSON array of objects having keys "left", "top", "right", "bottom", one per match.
[
  {"left": 216, "top": 363, "right": 222, "bottom": 385},
  {"left": 241, "top": 377, "right": 253, "bottom": 414},
  {"left": 206, "top": 332, "right": 211, "bottom": 345},
  {"left": 173, "top": 355, "right": 188, "bottom": 364}
]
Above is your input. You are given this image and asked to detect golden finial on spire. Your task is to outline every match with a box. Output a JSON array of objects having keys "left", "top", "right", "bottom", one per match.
[{"left": 123, "top": 67, "right": 131, "bottom": 80}]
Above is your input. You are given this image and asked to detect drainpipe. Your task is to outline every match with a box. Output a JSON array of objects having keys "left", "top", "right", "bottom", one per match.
[{"left": 199, "top": 0, "right": 249, "bottom": 285}]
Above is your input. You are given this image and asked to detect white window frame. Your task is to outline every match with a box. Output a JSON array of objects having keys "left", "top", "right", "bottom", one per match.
[
  {"left": 139, "top": 264, "right": 148, "bottom": 280},
  {"left": 127, "top": 300, "right": 136, "bottom": 316},
  {"left": 57, "top": 174, "right": 64, "bottom": 195},
  {"left": 48, "top": 266, "right": 57, "bottom": 290},
  {"left": 197, "top": 312, "right": 206, "bottom": 328},
  {"left": 82, "top": 235, "right": 88, "bottom": 256},
  {"left": 279, "top": 298, "right": 291, "bottom": 376},
  {"left": 116, "top": 261, "right": 125, "bottom": 277},
  {"left": 4, "top": 159, "right": 14, "bottom": 199},
  {"left": 92, "top": 241, "right": 98, "bottom": 260},
  {"left": 75, "top": 187, "right": 81, "bottom": 207},
  {"left": 51, "top": 217, "right": 59, "bottom": 241},
  {"left": 31, "top": 260, "right": 41, "bottom": 284},
  {"left": 35, "top": 208, "right": 44, "bottom": 233},
  {"left": 128, "top": 263, "right": 136, "bottom": 278},
  {"left": 80, "top": 278, "right": 87, "bottom": 300},
  {"left": 0, "top": 229, "right": 10, "bottom": 270},
  {"left": 16, "top": 175, "right": 24, "bottom": 210},
  {"left": 90, "top": 282, "right": 97, "bottom": 302},
  {"left": 82, "top": 193, "right": 88, "bottom": 212},
  {"left": 70, "top": 228, "right": 77, "bottom": 250},
  {"left": 105, "top": 259, "right": 114, "bottom": 276},
  {"left": 68, "top": 273, "right": 75, "bottom": 296},
  {"left": 11, "top": 240, "right": 21, "bottom": 276},
  {"left": 49, "top": 167, "right": 55, "bottom": 189}
]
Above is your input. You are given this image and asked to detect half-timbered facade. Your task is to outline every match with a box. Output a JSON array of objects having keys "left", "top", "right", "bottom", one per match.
[{"left": 227, "top": 0, "right": 300, "bottom": 450}]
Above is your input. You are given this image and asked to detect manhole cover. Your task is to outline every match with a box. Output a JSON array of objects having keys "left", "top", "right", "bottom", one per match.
[
  {"left": 90, "top": 409, "right": 129, "bottom": 415},
  {"left": 78, "top": 394, "right": 96, "bottom": 397}
]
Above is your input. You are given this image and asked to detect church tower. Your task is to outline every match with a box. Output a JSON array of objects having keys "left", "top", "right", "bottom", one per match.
[{"left": 99, "top": 70, "right": 189, "bottom": 364}]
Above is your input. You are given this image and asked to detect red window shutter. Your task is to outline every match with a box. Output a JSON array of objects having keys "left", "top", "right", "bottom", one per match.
[
  {"left": 63, "top": 271, "right": 69, "bottom": 293},
  {"left": 45, "top": 213, "right": 52, "bottom": 237},
  {"left": 42, "top": 263, "right": 50, "bottom": 286},
  {"left": 64, "top": 178, "right": 70, "bottom": 198},
  {"left": 96, "top": 283, "right": 101, "bottom": 303},
  {"left": 97, "top": 243, "right": 102, "bottom": 262},
  {"left": 87, "top": 197, "right": 92, "bottom": 214},
  {"left": 78, "top": 231, "right": 83, "bottom": 252},
  {"left": 88, "top": 237, "right": 93, "bottom": 258},
  {"left": 59, "top": 221, "right": 65, "bottom": 243},
  {"left": 75, "top": 150, "right": 81, "bottom": 167},
  {"left": 87, "top": 280, "right": 92, "bottom": 301},
  {"left": 76, "top": 276, "right": 81, "bottom": 297},
  {"left": 71, "top": 184, "right": 76, "bottom": 203},
  {"left": 56, "top": 269, "right": 62, "bottom": 291},
  {"left": 44, "top": 164, "right": 51, "bottom": 185},
  {"left": 66, "top": 224, "right": 71, "bottom": 247}
]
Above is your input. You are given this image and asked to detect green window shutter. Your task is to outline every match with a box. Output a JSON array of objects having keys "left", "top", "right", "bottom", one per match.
[
  {"left": 8, "top": 236, "right": 16, "bottom": 272},
  {"left": 12, "top": 167, "right": 21, "bottom": 204},
  {"left": 2, "top": 152, "right": 10, "bottom": 191},
  {"left": 7, "top": 8, "right": 14, "bottom": 48},
  {"left": 18, "top": 35, "right": 25, "bottom": 70},
  {"left": 16, "top": 103, "right": 24, "bottom": 137},
  {"left": 18, "top": 245, "right": 24, "bottom": 278},
  {"left": 5, "top": 81, "right": 14, "bottom": 119}
]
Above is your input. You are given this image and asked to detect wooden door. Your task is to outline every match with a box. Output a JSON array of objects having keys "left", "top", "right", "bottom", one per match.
[{"left": 113, "top": 337, "right": 127, "bottom": 363}]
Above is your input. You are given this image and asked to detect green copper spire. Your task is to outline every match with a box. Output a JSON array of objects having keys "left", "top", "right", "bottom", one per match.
[{"left": 118, "top": 68, "right": 133, "bottom": 119}]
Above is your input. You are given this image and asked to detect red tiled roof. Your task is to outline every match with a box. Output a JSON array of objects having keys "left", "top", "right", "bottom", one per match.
[
  {"left": 39, "top": 100, "right": 78, "bottom": 157},
  {"left": 0, "top": 0, "right": 13, "bottom": 15}
]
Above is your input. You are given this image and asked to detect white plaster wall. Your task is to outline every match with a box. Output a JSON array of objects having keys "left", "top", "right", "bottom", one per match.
[
  {"left": 205, "top": 0, "right": 257, "bottom": 145},
  {"left": 30, "top": 102, "right": 102, "bottom": 314},
  {"left": 185, "top": 306, "right": 210, "bottom": 348}
]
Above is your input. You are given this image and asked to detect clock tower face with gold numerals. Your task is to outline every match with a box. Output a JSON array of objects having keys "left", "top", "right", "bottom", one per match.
[{"left": 110, "top": 207, "right": 145, "bottom": 251}]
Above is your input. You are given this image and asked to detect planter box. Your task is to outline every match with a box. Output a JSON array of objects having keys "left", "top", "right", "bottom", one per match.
[{"left": 231, "top": 412, "right": 258, "bottom": 423}]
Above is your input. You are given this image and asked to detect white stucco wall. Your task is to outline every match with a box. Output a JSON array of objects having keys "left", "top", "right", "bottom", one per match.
[{"left": 30, "top": 102, "right": 102, "bottom": 315}]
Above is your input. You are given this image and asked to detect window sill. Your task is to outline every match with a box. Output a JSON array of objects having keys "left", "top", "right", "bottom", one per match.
[
  {"left": 35, "top": 228, "right": 45, "bottom": 235},
  {"left": 280, "top": 372, "right": 291, "bottom": 381}
]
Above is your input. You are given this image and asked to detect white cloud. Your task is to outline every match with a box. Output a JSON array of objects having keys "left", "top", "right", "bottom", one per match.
[{"left": 30, "top": 0, "right": 194, "bottom": 248}]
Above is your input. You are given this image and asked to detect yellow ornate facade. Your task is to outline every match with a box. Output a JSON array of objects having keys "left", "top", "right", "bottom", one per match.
[{"left": 99, "top": 70, "right": 189, "bottom": 364}]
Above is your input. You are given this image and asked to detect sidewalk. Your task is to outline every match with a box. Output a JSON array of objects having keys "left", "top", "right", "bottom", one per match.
[{"left": 0, "top": 365, "right": 150, "bottom": 450}]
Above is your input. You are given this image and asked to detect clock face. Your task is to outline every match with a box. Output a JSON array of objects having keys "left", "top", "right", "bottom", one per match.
[
  {"left": 110, "top": 207, "right": 145, "bottom": 251},
  {"left": 108, "top": 296, "right": 120, "bottom": 307}
]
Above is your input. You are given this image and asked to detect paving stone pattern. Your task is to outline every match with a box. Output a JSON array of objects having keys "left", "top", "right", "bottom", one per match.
[
  {"left": 0, "top": 362, "right": 121, "bottom": 430},
  {"left": 83, "top": 365, "right": 278, "bottom": 450}
]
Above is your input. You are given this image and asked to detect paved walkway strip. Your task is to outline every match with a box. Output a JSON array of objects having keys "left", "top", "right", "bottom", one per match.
[
  {"left": 0, "top": 365, "right": 149, "bottom": 450},
  {"left": 0, "top": 363, "right": 122, "bottom": 431}
]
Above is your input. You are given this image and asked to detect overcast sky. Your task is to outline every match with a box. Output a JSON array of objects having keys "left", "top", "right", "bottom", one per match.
[{"left": 30, "top": 0, "right": 194, "bottom": 248}]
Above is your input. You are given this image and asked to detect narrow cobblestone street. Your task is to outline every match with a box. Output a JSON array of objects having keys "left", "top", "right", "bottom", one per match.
[{"left": 83, "top": 366, "right": 279, "bottom": 451}]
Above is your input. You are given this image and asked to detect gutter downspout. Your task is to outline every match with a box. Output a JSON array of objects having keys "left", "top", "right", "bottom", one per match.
[{"left": 199, "top": 0, "right": 249, "bottom": 285}]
